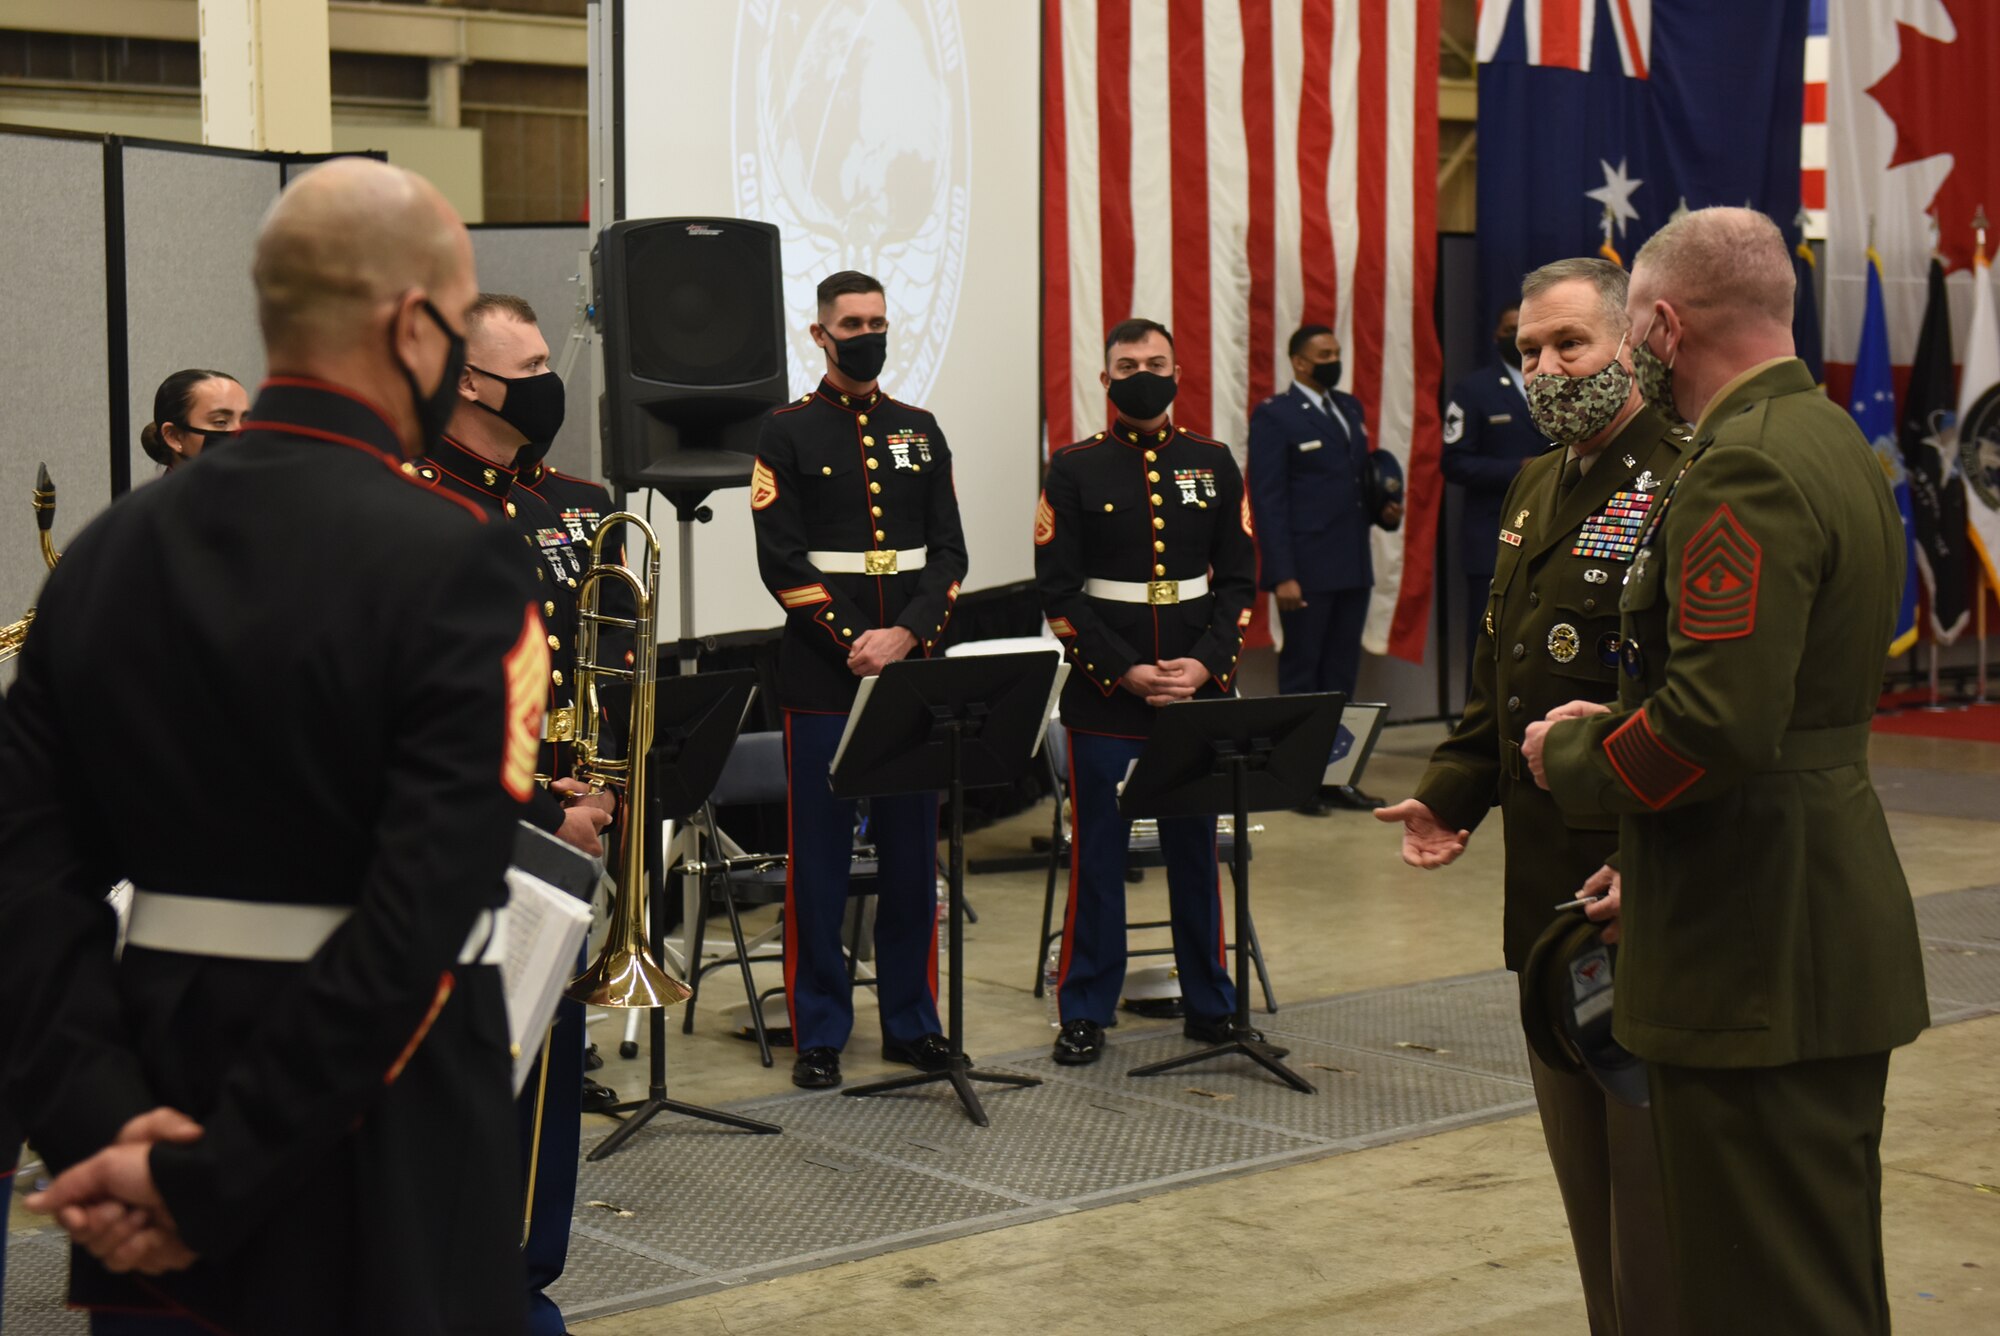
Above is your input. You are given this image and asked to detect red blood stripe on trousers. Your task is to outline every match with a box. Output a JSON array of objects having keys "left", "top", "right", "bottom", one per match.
[
  {"left": 1043, "top": 0, "right": 1074, "bottom": 448},
  {"left": 781, "top": 712, "right": 801, "bottom": 1041},
  {"left": 1240, "top": 0, "right": 1277, "bottom": 407},
  {"left": 1296, "top": 0, "right": 1336, "bottom": 324},
  {"left": 1168, "top": 0, "right": 1213, "bottom": 435},
  {"left": 1098, "top": 0, "right": 1135, "bottom": 337},
  {"left": 1390, "top": 0, "right": 1444, "bottom": 663}
]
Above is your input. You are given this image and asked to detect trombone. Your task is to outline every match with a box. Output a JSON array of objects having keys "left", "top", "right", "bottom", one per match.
[
  {"left": 563, "top": 511, "right": 692, "bottom": 1010},
  {"left": 2, "top": 464, "right": 62, "bottom": 665}
]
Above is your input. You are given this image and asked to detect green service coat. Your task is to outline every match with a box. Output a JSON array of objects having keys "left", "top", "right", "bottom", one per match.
[
  {"left": 1542, "top": 359, "right": 1929, "bottom": 1067},
  {"left": 1416, "top": 401, "right": 1689, "bottom": 969}
]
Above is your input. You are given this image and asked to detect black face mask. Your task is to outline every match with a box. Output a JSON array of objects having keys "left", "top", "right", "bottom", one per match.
[
  {"left": 468, "top": 365, "right": 566, "bottom": 454},
  {"left": 1309, "top": 359, "right": 1343, "bottom": 390},
  {"left": 1107, "top": 370, "right": 1178, "bottom": 421},
  {"left": 396, "top": 299, "right": 467, "bottom": 455},
  {"left": 1496, "top": 336, "right": 1523, "bottom": 370},
  {"left": 174, "top": 424, "right": 238, "bottom": 452},
  {"left": 826, "top": 330, "right": 888, "bottom": 383}
]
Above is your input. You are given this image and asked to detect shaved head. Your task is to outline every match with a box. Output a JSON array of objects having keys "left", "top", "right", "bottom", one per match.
[
  {"left": 254, "top": 157, "right": 471, "bottom": 362},
  {"left": 1630, "top": 206, "right": 1794, "bottom": 326}
]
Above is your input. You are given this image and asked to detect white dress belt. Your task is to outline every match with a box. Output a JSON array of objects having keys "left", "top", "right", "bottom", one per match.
[
  {"left": 124, "top": 891, "right": 508, "bottom": 966},
  {"left": 1085, "top": 574, "right": 1210, "bottom": 604},
  {"left": 807, "top": 546, "right": 928, "bottom": 575}
]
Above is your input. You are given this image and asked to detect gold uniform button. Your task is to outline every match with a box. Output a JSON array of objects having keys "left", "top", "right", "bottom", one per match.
[
  {"left": 1153, "top": 517, "right": 1165, "bottom": 530},
  {"left": 870, "top": 481, "right": 882, "bottom": 494},
  {"left": 871, "top": 506, "right": 883, "bottom": 518},
  {"left": 401, "top": 461, "right": 416, "bottom": 475},
  {"left": 1148, "top": 471, "right": 1160, "bottom": 483},
  {"left": 535, "top": 568, "right": 544, "bottom": 581},
  {"left": 1150, "top": 493, "right": 1163, "bottom": 505},
  {"left": 863, "top": 436, "right": 875, "bottom": 446},
  {"left": 504, "top": 502, "right": 517, "bottom": 518},
  {"left": 567, "top": 578, "right": 577, "bottom": 588},
  {"left": 1144, "top": 450, "right": 1158, "bottom": 462},
  {"left": 551, "top": 670, "right": 564, "bottom": 686},
  {"left": 842, "top": 627, "right": 853, "bottom": 636},
  {"left": 858, "top": 414, "right": 869, "bottom": 425},
  {"left": 547, "top": 635, "right": 561, "bottom": 650},
  {"left": 1154, "top": 540, "right": 1165, "bottom": 552},
  {"left": 911, "top": 464, "right": 920, "bottom": 472},
  {"left": 543, "top": 601, "right": 555, "bottom": 616},
  {"left": 800, "top": 393, "right": 812, "bottom": 403},
  {"left": 874, "top": 529, "right": 886, "bottom": 541},
  {"left": 826, "top": 611, "right": 836, "bottom": 620},
  {"left": 1103, "top": 502, "right": 1115, "bottom": 512},
  {"left": 840, "top": 395, "right": 850, "bottom": 405},
  {"left": 1154, "top": 564, "right": 1166, "bottom": 576},
  {"left": 1157, "top": 430, "right": 1169, "bottom": 441},
  {"left": 867, "top": 458, "right": 880, "bottom": 470},
  {"left": 822, "top": 466, "right": 833, "bottom": 476},
  {"left": 483, "top": 468, "right": 499, "bottom": 486}
]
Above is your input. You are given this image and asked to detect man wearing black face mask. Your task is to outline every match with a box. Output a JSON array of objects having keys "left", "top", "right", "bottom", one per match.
[
  {"left": 1441, "top": 305, "right": 1554, "bottom": 685},
  {"left": 750, "top": 269, "right": 969, "bottom": 1091},
  {"left": 1035, "top": 318, "right": 1258, "bottom": 1067},
  {"left": 1246, "top": 325, "right": 1396, "bottom": 813}
]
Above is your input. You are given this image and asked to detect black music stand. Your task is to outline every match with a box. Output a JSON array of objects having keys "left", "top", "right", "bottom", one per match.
[
  {"left": 834, "top": 653, "right": 1063, "bottom": 1126},
  {"left": 1122, "top": 693, "right": 1345, "bottom": 1094},
  {"left": 589, "top": 669, "right": 781, "bottom": 1160}
]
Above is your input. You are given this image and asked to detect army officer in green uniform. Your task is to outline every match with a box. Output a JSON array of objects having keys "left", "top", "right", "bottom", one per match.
[
  {"left": 1377, "top": 256, "right": 1683, "bottom": 1334},
  {"left": 1525, "top": 208, "right": 1928, "bottom": 1336}
]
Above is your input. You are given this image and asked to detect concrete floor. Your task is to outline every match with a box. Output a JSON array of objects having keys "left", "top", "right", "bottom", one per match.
[
  {"left": 9, "top": 720, "right": 1995, "bottom": 1333},
  {"left": 561, "top": 721, "right": 2000, "bottom": 1335}
]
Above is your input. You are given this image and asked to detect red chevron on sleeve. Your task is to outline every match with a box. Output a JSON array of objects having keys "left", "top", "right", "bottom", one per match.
[
  {"left": 1602, "top": 708, "right": 1706, "bottom": 810},
  {"left": 1679, "top": 503, "right": 1761, "bottom": 640}
]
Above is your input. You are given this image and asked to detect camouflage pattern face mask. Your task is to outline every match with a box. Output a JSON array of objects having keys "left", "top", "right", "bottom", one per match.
[
  {"left": 1631, "top": 313, "right": 1678, "bottom": 421},
  {"left": 1525, "top": 333, "right": 1632, "bottom": 446}
]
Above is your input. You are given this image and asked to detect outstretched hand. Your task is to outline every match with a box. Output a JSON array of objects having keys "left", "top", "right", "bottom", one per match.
[{"left": 1373, "top": 798, "right": 1470, "bottom": 869}]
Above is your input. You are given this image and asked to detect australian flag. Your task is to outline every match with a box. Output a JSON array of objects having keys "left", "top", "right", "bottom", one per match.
[{"left": 1476, "top": 0, "right": 1811, "bottom": 331}]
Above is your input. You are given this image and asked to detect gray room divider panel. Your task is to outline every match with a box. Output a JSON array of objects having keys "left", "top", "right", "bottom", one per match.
[
  {"left": 0, "top": 130, "right": 111, "bottom": 679},
  {"left": 469, "top": 225, "right": 598, "bottom": 483},
  {"left": 120, "top": 145, "right": 281, "bottom": 489}
]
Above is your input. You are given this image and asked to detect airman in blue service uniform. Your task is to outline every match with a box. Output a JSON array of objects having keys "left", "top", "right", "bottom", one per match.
[
  {"left": 1246, "top": 325, "right": 1401, "bottom": 813},
  {"left": 1441, "top": 303, "right": 1552, "bottom": 681},
  {"left": 750, "top": 270, "right": 969, "bottom": 1091},
  {"left": 424, "top": 293, "right": 610, "bottom": 1336},
  {"left": 1035, "top": 318, "right": 1259, "bottom": 1067}
]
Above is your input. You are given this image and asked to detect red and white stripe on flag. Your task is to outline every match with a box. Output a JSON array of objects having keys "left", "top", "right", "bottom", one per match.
[
  {"left": 1474, "top": 0, "right": 1650, "bottom": 77},
  {"left": 1042, "top": 0, "right": 1442, "bottom": 662}
]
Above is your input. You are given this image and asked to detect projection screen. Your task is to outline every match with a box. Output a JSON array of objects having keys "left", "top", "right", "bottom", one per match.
[{"left": 620, "top": 0, "right": 1041, "bottom": 638}]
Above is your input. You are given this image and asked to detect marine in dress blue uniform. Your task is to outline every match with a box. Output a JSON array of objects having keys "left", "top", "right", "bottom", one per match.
[
  {"left": 424, "top": 293, "right": 602, "bottom": 1336},
  {"left": 750, "top": 271, "right": 968, "bottom": 1090},
  {"left": 1036, "top": 319, "right": 1258, "bottom": 1066},
  {"left": 1441, "top": 305, "right": 1552, "bottom": 682}
]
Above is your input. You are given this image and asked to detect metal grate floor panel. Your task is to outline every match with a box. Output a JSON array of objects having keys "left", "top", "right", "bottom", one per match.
[{"left": 10, "top": 885, "right": 2000, "bottom": 1332}]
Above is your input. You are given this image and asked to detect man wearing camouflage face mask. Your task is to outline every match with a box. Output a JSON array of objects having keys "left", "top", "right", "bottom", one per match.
[{"left": 1377, "top": 256, "right": 1689, "bottom": 1334}]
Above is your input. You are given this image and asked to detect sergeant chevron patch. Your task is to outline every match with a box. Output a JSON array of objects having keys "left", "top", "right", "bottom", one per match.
[
  {"left": 1679, "top": 503, "right": 1760, "bottom": 640},
  {"left": 1035, "top": 492, "right": 1056, "bottom": 546},
  {"left": 750, "top": 458, "right": 778, "bottom": 510}
]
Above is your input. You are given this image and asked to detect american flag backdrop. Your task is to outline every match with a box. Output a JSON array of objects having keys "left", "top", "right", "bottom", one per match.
[{"left": 1040, "top": 0, "right": 1443, "bottom": 662}]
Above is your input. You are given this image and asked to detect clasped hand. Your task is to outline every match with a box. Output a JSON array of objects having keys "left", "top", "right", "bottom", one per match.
[
  {"left": 1520, "top": 699, "right": 1611, "bottom": 789},
  {"left": 1121, "top": 658, "right": 1211, "bottom": 707},
  {"left": 26, "top": 1106, "right": 205, "bottom": 1275},
  {"left": 848, "top": 626, "right": 917, "bottom": 677}
]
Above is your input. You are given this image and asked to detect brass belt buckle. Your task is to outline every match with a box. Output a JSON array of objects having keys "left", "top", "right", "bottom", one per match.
[
  {"left": 864, "top": 549, "right": 898, "bottom": 576},
  {"left": 545, "top": 706, "right": 576, "bottom": 743},
  {"left": 1147, "top": 579, "right": 1180, "bottom": 605}
]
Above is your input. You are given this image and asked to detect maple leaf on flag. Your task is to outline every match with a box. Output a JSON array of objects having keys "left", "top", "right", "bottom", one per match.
[{"left": 1865, "top": 0, "right": 2000, "bottom": 274}]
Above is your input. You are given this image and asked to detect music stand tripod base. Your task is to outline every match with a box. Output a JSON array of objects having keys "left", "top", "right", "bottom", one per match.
[
  {"left": 1117, "top": 692, "right": 1347, "bottom": 1096},
  {"left": 830, "top": 654, "right": 1061, "bottom": 1126}
]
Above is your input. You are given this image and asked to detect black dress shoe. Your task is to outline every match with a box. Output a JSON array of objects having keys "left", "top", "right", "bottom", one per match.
[
  {"left": 1051, "top": 1018, "right": 1106, "bottom": 1066},
  {"left": 792, "top": 1046, "right": 842, "bottom": 1089},
  {"left": 1325, "top": 784, "right": 1386, "bottom": 811},
  {"left": 1183, "top": 1014, "right": 1290, "bottom": 1057},
  {"left": 580, "top": 1076, "right": 621, "bottom": 1114},
  {"left": 583, "top": 1042, "right": 603, "bottom": 1072},
  {"left": 1291, "top": 795, "right": 1333, "bottom": 817},
  {"left": 883, "top": 1033, "right": 954, "bottom": 1072}
]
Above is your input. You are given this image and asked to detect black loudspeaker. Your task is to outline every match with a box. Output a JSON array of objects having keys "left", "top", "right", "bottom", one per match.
[{"left": 592, "top": 217, "right": 788, "bottom": 494}]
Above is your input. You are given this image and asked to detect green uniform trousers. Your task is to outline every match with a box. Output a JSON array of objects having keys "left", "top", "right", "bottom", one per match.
[{"left": 1648, "top": 1052, "right": 1893, "bottom": 1335}]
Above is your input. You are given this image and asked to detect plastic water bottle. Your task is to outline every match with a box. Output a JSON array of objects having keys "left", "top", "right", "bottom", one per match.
[{"left": 1043, "top": 942, "right": 1063, "bottom": 1027}]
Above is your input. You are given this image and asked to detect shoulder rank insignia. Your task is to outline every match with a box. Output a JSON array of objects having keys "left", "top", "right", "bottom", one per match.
[
  {"left": 1035, "top": 492, "right": 1056, "bottom": 546},
  {"left": 750, "top": 458, "right": 778, "bottom": 510},
  {"left": 1514, "top": 509, "right": 1530, "bottom": 528},
  {"left": 1679, "top": 503, "right": 1761, "bottom": 640}
]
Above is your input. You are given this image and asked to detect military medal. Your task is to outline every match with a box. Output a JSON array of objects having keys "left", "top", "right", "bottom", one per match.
[
  {"left": 1597, "top": 632, "right": 1622, "bottom": 666},
  {"left": 1633, "top": 470, "right": 1659, "bottom": 492},
  {"left": 1547, "top": 623, "right": 1581, "bottom": 664}
]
